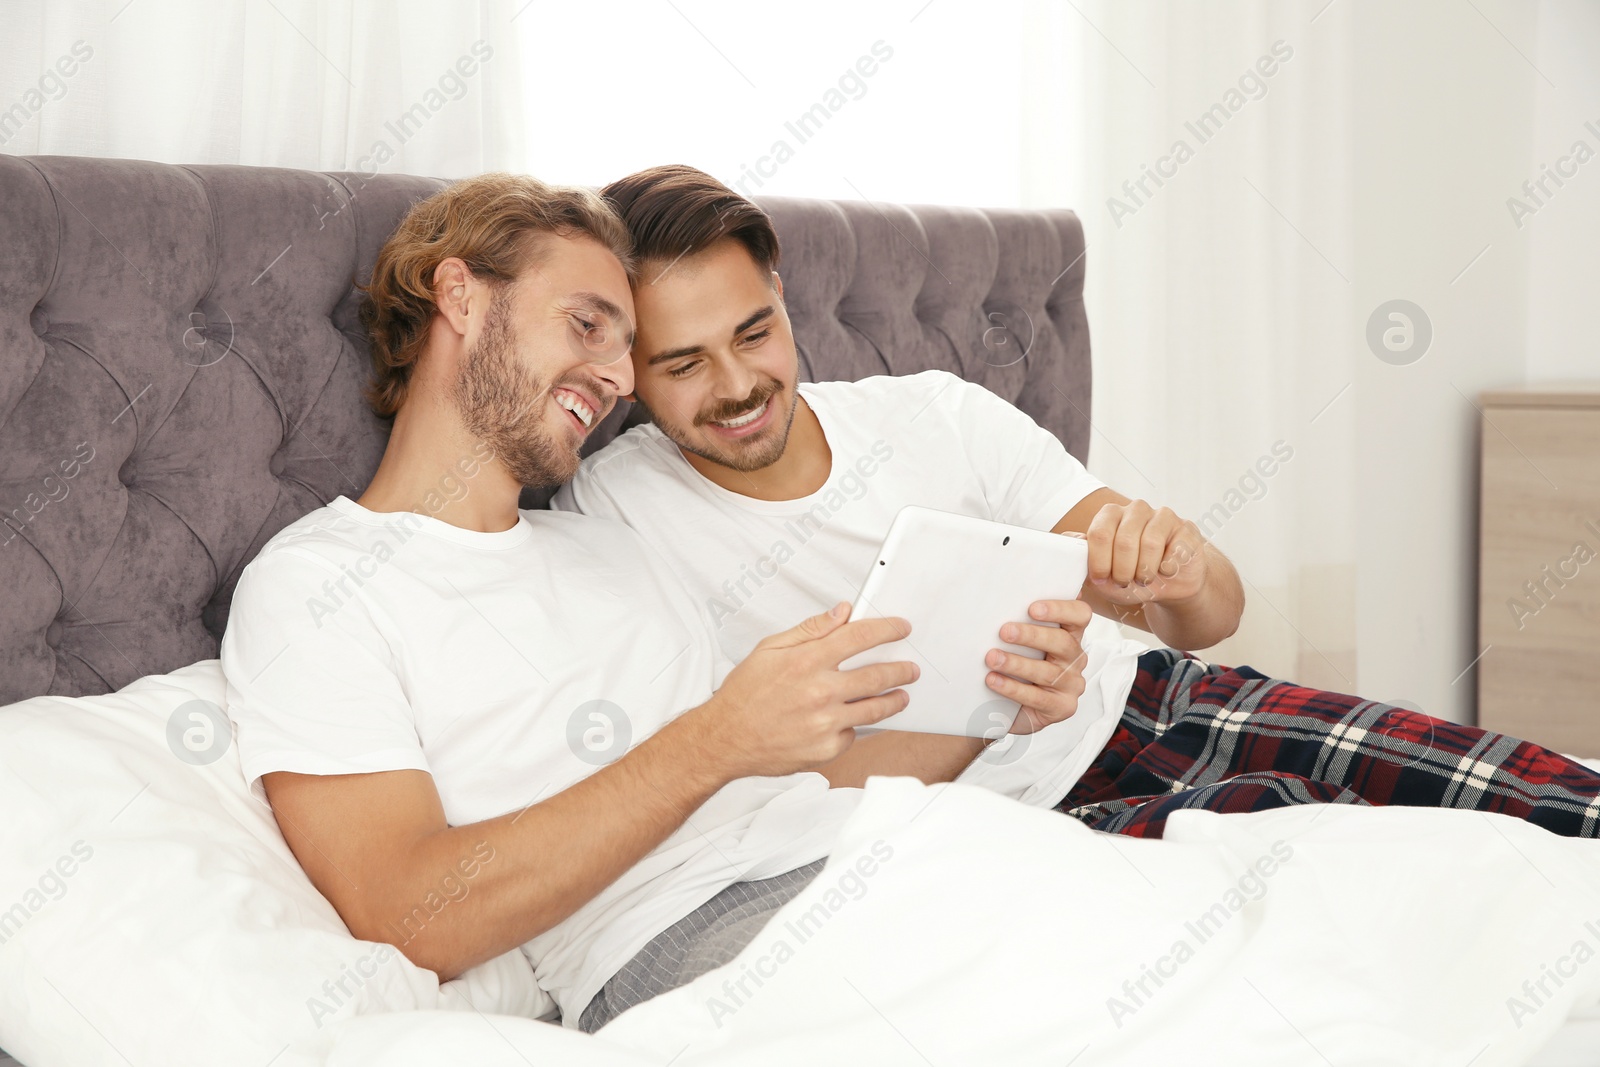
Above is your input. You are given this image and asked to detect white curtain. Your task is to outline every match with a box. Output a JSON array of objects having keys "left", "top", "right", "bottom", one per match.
[
  {"left": 9, "top": 0, "right": 1582, "bottom": 726},
  {"left": 0, "top": 0, "right": 525, "bottom": 177},
  {"left": 1025, "top": 0, "right": 1359, "bottom": 693},
  {"left": 1, "top": 0, "right": 1355, "bottom": 689}
]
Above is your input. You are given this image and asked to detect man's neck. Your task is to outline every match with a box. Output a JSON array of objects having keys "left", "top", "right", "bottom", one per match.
[
  {"left": 357, "top": 392, "right": 524, "bottom": 533},
  {"left": 681, "top": 394, "right": 832, "bottom": 502}
]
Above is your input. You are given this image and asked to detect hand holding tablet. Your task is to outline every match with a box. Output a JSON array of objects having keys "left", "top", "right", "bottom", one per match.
[{"left": 839, "top": 506, "right": 1091, "bottom": 738}]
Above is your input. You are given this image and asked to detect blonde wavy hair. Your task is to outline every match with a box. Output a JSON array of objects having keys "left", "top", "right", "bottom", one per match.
[{"left": 359, "top": 173, "right": 634, "bottom": 418}]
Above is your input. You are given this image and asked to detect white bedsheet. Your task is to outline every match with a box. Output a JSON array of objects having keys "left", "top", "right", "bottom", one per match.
[
  {"left": 314, "top": 779, "right": 1600, "bottom": 1066},
  {"left": 6, "top": 661, "right": 1600, "bottom": 1066}
]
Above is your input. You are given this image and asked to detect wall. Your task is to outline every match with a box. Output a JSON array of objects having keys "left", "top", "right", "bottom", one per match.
[
  {"left": 1349, "top": 0, "right": 1538, "bottom": 722},
  {"left": 1525, "top": 0, "right": 1600, "bottom": 383},
  {"left": 1352, "top": 0, "right": 1597, "bottom": 724}
]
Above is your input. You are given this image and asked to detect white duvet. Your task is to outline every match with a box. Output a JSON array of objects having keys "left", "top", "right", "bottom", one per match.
[{"left": 3, "top": 661, "right": 1600, "bottom": 1066}]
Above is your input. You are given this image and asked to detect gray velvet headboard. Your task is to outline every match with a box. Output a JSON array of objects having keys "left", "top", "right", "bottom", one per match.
[{"left": 0, "top": 156, "right": 1091, "bottom": 704}]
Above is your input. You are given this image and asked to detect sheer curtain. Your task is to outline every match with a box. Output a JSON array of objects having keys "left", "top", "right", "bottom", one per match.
[
  {"left": 2, "top": 0, "right": 1356, "bottom": 692},
  {"left": 0, "top": 0, "right": 525, "bottom": 176},
  {"left": 1025, "top": 0, "right": 1359, "bottom": 693}
]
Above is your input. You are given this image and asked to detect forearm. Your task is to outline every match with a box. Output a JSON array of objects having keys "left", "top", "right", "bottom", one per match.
[
  {"left": 357, "top": 709, "right": 732, "bottom": 980},
  {"left": 811, "top": 729, "right": 985, "bottom": 788},
  {"left": 278, "top": 609, "right": 919, "bottom": 983}
]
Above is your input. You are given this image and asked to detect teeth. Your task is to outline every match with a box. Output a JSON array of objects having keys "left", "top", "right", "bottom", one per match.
[
  {"left": 555, "top": 391, "right": 593, "bottom": 428},
  {"left": 716, "top": 400, "right": 767, "bottom": 429}
]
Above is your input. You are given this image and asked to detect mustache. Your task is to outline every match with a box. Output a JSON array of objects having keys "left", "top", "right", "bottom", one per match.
[{"left": 696, "top": 380, "right": 781, "bottom": 426}]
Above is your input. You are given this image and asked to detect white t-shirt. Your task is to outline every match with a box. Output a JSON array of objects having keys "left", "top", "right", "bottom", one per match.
[
  {"left": 554, "top": 370, "right": 1150, "bottom": 809},
  {"left": 220, "top": 497, "right": 863, "bottom": 1027}
]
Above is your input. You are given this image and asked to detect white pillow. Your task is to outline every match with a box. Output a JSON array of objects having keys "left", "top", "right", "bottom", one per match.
[{"left": 0, "top": 659, "right": 552, "bottom": 1067}]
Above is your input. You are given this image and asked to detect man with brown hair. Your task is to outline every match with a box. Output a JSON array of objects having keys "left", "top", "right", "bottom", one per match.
[
  {"left": 219, "top": 173, "right": 919, "bottom": 1031},
  {"left": 555, "top": 163, "right": 1600, "bottom": 839},
  {"left": 558, "top": 164, "right": 1236, "bottom": 796}
]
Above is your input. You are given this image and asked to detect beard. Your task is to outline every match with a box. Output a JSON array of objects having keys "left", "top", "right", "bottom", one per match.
[
  {"left": 640, "top": 377, "right": 799, "bottom": 474},
  {"left": 452, "top": 291, "right": 584, "bottom": 489}
]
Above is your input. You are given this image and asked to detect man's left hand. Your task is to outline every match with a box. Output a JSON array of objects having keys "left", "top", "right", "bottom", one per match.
[
  {"left": 1084, "top": 499, "right": 1207, "bottom": 607},
  {"left": 984, "top": 598, "right": 1092, "bottom": 734}
]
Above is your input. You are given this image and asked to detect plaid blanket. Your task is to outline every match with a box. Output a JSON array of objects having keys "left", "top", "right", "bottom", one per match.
[{"left": 1057, "top": 649, "right": 1600, "bottom": 839}]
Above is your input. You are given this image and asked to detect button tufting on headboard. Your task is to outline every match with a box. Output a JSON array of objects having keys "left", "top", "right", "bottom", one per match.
[{"left": 0, "top": 156, "right": 1091, "bottom": 704}]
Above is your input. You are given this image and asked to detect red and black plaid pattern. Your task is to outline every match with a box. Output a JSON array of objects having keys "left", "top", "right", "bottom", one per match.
[{"left": 1057, "top": 649, "right": 1600, "bottom": 839}]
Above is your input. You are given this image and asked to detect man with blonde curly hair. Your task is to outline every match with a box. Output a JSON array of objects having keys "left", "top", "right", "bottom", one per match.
[{"left": 220, "top": 173, "right": 917, "bottom": 1030}]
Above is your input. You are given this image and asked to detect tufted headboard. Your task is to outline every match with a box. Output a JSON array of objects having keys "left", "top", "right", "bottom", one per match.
[{"left": 0, "top": 156, "right": 1091, "bottom": 704}]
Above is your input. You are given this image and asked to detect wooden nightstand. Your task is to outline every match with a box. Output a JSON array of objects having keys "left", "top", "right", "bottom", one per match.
[{"left": 1477, "top": 384, "right": 1600, "bottom": 755}]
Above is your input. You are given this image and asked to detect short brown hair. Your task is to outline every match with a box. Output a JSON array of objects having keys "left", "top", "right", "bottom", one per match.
[
  {"left": 360, "top": 173, "right": 633, "bottom": 418},
  {"left": 600, "top": 164, "right": 780, "bottom": 280}
]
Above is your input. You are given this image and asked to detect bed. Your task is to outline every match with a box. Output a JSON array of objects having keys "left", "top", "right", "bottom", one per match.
[{"left": 2, "top": 155, "right": 1597, "bottom": 1066}]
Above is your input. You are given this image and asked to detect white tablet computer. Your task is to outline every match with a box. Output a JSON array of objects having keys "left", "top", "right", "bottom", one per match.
[{"left": 840, "top": 505, "right": 1090, "bottom": 738}]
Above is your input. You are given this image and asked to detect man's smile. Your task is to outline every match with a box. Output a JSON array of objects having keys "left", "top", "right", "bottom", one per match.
[
  {"left": 553, "top": 386, "right": 599, "bottom": 431},
  {"left": 711, "top": 397, "right": 769, "bottom": 429},
  {"left": 704, "top": 394, "right": 777, "bottom": 439}
]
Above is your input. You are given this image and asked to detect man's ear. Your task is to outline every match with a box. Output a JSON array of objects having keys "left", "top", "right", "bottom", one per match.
[
  {"left": 771, "top": 271, "right": 785, "bottom": 302},
  {"left": 431, "top": 257, "right": 479, "bottom": 337}
]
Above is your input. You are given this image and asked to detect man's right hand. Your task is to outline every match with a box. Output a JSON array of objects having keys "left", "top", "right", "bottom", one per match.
[{"left": 692, "top": 603, "right": 918, "bottom": 780}]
